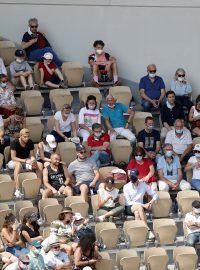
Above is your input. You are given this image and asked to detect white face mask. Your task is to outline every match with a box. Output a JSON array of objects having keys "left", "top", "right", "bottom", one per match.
[
  {"left": 1, "top": 82, "right": 7, "bottom": 88},
  {"left": 135, "top": 155, "right": 143, "bottom": 161},
  {"left": 166, "top": 101, "right": 174, "bottom": 109},
  {"left": 175, "top": 129, "right": 183, "bottom": 134},
  {"left": 194, "top": 208, "right": 200, "bottom": 215},
  {"left": 195, "top": 153, "right": 200, "bottom": 158},
  {"left": 88, "top": 105, "right": 95, "bottom": 110},
  {"left": 96, "top": 49, "right": 103, "bottom": 55},
  {"left": 108, "top": 104, "right": 115, "bottom": 109},
  {"left": 149, "top": 73, "right": 156, "bottom": 78},
  {"left": 178, "top": 77, "right": 184, "bottom": 82},
  {"left": 28, "top": 27, "right": 32, "bottom": 35},
  {"left": 147, "top": 125, "right": 154, "bottom": 130},
  {"left": 94, "top": 132, "right": 102, "bottom": 137},
  {"left": 16, "top": 58, "right": 24, "bottom": 64},
  {"left": 165, "top": 150, "right": 173, "bottom": 157},
  {"left": 53, "top": 250, "right": 60, "bottom": 256}
]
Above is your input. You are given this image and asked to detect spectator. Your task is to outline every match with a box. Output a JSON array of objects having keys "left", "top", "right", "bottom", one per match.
[
  {"left": 42, "top": 153, "right": 72, "bottom": 199},
  {"left": 102, "top": 94, "right": 136, "bottom": 143},
  {"left": 38, "top": 52, "right": 65, "bottom": 89},
  {"left": 123, "top": 169, "right": 158, "bottom": 239},
  {"left": 78, "top": 95, "right": 101, "bottom": 142},
  {"left": 160, "top": 90, "right": 185, "bottom": 141},
  {"left": 139, "top": 64, "right": 165, "bottom": 112},
  {"left": 137, "top": 116, "right": 161, "bottom": 161},
  {"left": 88, "top": 40, "right": 121, "bottom": 87},
  {"left": 157, "top": 143, "right": 191, "bottom": 191},
  {"left": 10, "top": 49, "right": 37, "bottom": 90},
  {"left": 0, "top": 123, "right": 10, "bottom": 158},
  {"left": 185, "top": 144, "right": 200, "bottom": 192},
  {"left": 21, "top": 18, "right": 62, "bottom": 67},
  {"left": 4, "top": 254, "right": 30, "bottom": 270},
  {"left": 87, "top": 123, "right": 111, "bottom": 167},
  {"left": 74, "top": 234, "right": 101, "bottom": 270},
  {"left": 0, "top": 57, "right": 7, "bottom": 75},
  {"left": 28, "top": 240, "right": 46, "bottom": 270},
  {"left": 1, "top": 213, "right": 29, "bottom": 257},
  {"left": 0, "top": 74, "right": 16, "bottom": 118},
  {"left": 127, "top": 146, "right": 157, "bottom": 191},
  {"left": 96, "top": 177, "right": 124, "bottom": 222},
  {"left": 184, "top": 200, "right": 200, "bottom": 247},
  {"left": 7, "top": 128, "right": 43, "bottom": 198},
  {"left": 68, "top": 144, "right": 100, "bottom": 202},
  {"left": 51, "top": 104, "right": 77, "bottom": 143},
  {"left": 188, "top": 95, "right": 200, "bottom": 137},
  {"left": 73, "top": 213, "right": 89, "bottom": 234},
  {"left": 36, "top": 134, "right": 57, "bottom": 167},
  {"left": 165, "top": 119, "right": 193, "bottom": 162},
  {"left": 170, "top": 68, "right": 193, "bottom": 110}
]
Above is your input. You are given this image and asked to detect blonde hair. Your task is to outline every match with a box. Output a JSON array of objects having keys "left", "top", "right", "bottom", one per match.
[{"left": 175, "top": 68, "right": 186, "bottom": 80}]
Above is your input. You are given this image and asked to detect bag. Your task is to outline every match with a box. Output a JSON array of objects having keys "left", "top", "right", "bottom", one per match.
[
  {"left": 77, "top": 227, "right": 94, "bottom": 240},
  {"left": 111, "top": 168, "right": 127, "bottom": 183}
]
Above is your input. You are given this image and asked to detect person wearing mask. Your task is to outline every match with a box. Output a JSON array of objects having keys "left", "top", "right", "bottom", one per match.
[
  {"left": 170, "top": 68, "right": 193, "bottom": 111},
  {"left": 123, "top": 168, "right": 158, "bottom": 239},
  {"left": 78, "top": 95, "right": 101, "bottom": 142},
  {"left": 188, "top": 95, "right": 200, "bottom": 137},
  {"left": 102, "top": 94, "right": 136, "bottom": 143},
  {"left": 88, "top": 40, "right": 121, "bottom": 87},
  {"left": 185, "top": 144, "right": 200, "bottom": 192},
  {"left": 160, "top": 90, "right": 185, "bottom": 141},
  {"left": 4, "top": 254, "right": 31, "bottom": 270},
  {"left": 28, "top": 240, "right": 46, "bottom": 270},
  {"left": 42, "top": 153, "right": 72, "bottom": 199},
  {"left": 157, "top": 143, "right": 191, "bottom": 191},
  {"left": 139, "top": 64, "right": 166, "bottom": 112}
]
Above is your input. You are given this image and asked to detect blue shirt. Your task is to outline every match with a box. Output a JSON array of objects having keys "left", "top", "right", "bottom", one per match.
[
  {"left": 157, "top": 155, "right": 181, "bottom": 181},
  {"left": 170, "top": 80, "right": 192, "bottom": 96},
  {"left": 102, "top": 103, "right": 128, "bottom": 128},
  {"left": 139, "top": 75, "right": 165, "bottom": 100}
]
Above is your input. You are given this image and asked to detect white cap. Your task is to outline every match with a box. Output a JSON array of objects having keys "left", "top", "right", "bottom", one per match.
[
  {"left": 46, "top": 134, "right": 57, "bottom": 149},
  {"left": 83, "top": 267, "right": 92, "bottom": 270},
  {"left": 74, "top": 212, "right": 83, "bottom": 221},
  {"left": 194, "top": 144, "right": 200, "bottom": 151},
  {"left": 43, "top": 52, "right": 53, "bottom": 60}
]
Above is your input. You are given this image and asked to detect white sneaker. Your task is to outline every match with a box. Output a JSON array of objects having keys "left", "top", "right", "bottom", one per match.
[
  {"left": 14, "top": 189, "right": 23, "bottom": 199},
  {"left": 148, "top": 230, "right": 155, "bottom": 240},
  {"left": 96, "top": 216, "right": 105, "bottom": 222}
]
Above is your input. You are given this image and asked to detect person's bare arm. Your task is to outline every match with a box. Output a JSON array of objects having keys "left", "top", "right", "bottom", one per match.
[
  {"left": 79, "top": 123, "right": 93, "bottom": 134},
  {"left": 71, "top": 121, "right": 77, "bottom": 137},
  {"left": 21, "top": 38, "right": 38, "bottom": 50},
  {"left": 90, "top": 169, "right": 100, "bottom": 188},
  {"left": 140, "top": 89, "right": 154, "bottom": 103},
  {"left": 98, "top": 192, "right": 112, "bottom": 208},
  {"left": 39, "top": 68, "right": 44, "bottom": 85},
  {"left": 158, "top": 89, "right": 166, "bottom": 103},
  {"left": 43, "top": 167, "right": 57, "bottom": 193},
  {"left": 155, "top": 141, "right": 161, "bottom": 153},
  {"left": 44, "top": 63, "right": 54, "bottom": 75},
  {"left": 63, "top": 165, "right": 71, "bottom": 186},
  {"left": 124, "top": 108, "right": 135, "bottom": 129},
  {"left": 21, "top": 230, "right": 43, "bottom": 243},
  {"left": 180, "top": 144, "right": 193, "bottom": 161},
  {"left": 11, "top": 149, "right": 26, "bottom": 163}
]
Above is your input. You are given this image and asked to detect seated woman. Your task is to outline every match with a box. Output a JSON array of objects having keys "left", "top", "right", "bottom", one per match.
[
  {"left": 96, "top": 176, "right": 124, "bottom": 222},
  {"left": 127, "top": 146, "right": 157, "bottom": 191},
  {"left": 188, "top": 95, "right": 200, "bottom": 137},
  {"left": 1, "top": 213, "right": 29, "bottom": 257},
  {"left": 78, "top": 95, "right": 101, "bottom": 142},
  {"left": 170, "top": 68, "right": 193, "bottom": 110},
  {"left": 74, "top": 234, "right": 102, "bottom": 270},
  {"left": 51, "top": 104, "right": 77, "bottom": 143}
]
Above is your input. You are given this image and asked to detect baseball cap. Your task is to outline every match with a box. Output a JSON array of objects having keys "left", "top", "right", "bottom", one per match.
[
  {"left": 31, "top": 240, "right": 41, "bottom": 248},
  {"left": 76, "top": 144, "right": 86, "bottom": 152},
  {"left": 194, "top": 144, "right": 200, "bottom": 151},
  {"left": 24, "top": 211, "right": 38, "bottom": 221},
  {"left": 74, "top": 212, "right": 83, "bottom": 221},
  {"left": 46, "top": 134, "right": 57, "bottom": 149},
  {"left": 43, "top": 52, "right": 53, "bottom": 60},
  {"left": 15, "top": 49, "right": 25, "bottom": 57},
  {"left": 19, "top": 254, "right": 30, "bottom": 263},
  {"left": 130, "top": 168, "right": 139, "bottom": 180},
  {"left": 20, "top": 128, "right": 30, "bottom": 136}
]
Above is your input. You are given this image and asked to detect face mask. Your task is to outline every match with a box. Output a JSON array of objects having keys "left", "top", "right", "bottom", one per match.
[
  {"left": 33, "top": 249, "right": 40, "bottom": 256},
  {"left": 135, "top": 155, "right": 143, "bottom": 161},
  {"left": 28, "top": 27, "right": 32, "bottom": 35},
  {"left": 16, "top": 58, "right": 24, "bottom": 64},
  {"left": 195, "top": 153, "right": 200, "bottom": 158},
  {"left": 88, "top": 105, "right": 95, "bottom": 110},
  {"left": 19, "top": 262, "right": 28, "bottom": 270},
  {"left": 194, "top": 208, "right": 200, "bottom": 215},
  {"left": 147, "top": 125, "right": 154, "bottom": 130},
  {"left": 178, "top": 77, "right": 184, "bottom": 82},
  {"left": 166, "top": 101, "right": 174, "bottom": 109},
  {"left": 131, "top": 177, "right": 138, "bottom": 184},
  {"left": 94, "top": 132, "right": 102, "bottom": 137},
  {"left": 53, "top": 250, "right": 59, "bottom": 256},
  {"left": 108, "top": 104, "right": 115, "bottom": 109},
  {"left": 165, "top": 150, "right": 173, "bottom": 157},
  {"left": 149, "top": 73, "right": 156, "bottom": 78},
  {"left": 96, "top": 49, "right": 103, "bottom": 55},
  {"left": 1, "top": 82, "right": 7, "bottom": 88},
  {"left": 175, "top": 129, "right": 183, "bottom": 134}
]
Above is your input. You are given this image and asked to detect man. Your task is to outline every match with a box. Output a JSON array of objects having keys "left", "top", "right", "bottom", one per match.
[
  {"left": 7, "top": 128, "right": 43, "bottom": 198},
  {"left": 88, "top": 40, "right": 121, "bottom": 87},
  {"left": 123, "top": 168, "right": 158, "bottom": 239},
  {"left": 137, "top": 116, "right": 161, "bottom": 161},
  {"left": 139, "top": 64, "right": 165, "bottom": 112},
  {"left": 5, "top": 254, "right": 30, "bottom": 270},
  {"left": 165, "top": 119, "right": 193, "bottom": 162},
  {"left": 185, "top": 200, "right": 200, "bottom": 246},
  {"left": 160, "top": 90, "right": 185, "bottom": 141},
  {"left": 68, "top": 144, "right": 100, "bottom": 202},
  {"left": 102, "top": 94, "right": 136, "bottom": 143},
  {"left": 157, "top": 143, "right": 191, "bottom": 191},
  {"left": 87, "top": 123, "right": 111, "bottom": 167},
  {"left": 29, "top": 240, "right": 46, "bottom": 270},
  {"left": 43, "top": 153, "right": 72, "bottom": 199},
  {"left": 21, "top": 18, "right": 62, "bottom": 67}
]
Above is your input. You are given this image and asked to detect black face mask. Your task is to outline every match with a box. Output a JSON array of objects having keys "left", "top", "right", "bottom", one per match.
[{"left": 131, "top": 177, "right": 138, "bottom": 184}]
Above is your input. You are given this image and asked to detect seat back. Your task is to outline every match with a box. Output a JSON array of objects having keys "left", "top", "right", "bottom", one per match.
[
  {"left": 14, "top": 200, "right": 33, "bottom": 221},
  {"left": 110, "top": 140, "right": 132, "bottom": 164},
  {"left": 26, "top": 117, "right": 44, "bottom": 143},
  {"left": 144, "top": 247, "right": 169, "bottom": 270},
  {"left": 0, "top": 153, "right": 3, "bottom": 170},
  {"left": 58, "top": 142, "right": 76, "bottom": 166},
  {"left": 18, "top": 172, "right": 37, "bottom": 192},
  {"left": 42, "top": 227, "right": 51, "bottom": 239},
  {"left": 121, "top": 257, "right": 140, "bottom": 270},
  {"left": 22, "top": 178, "right": 41, "bottom": 199},
  {"left": 0, "top": 174, "right": 12, "bottom": 182},
  {"left": 19, "top": 207, "right": 38, "bottom": 223},
  {"left": 100, "top": 228, "right": 119, "bottom": 249},
  {"left": 96, "top": 252, "right": 113, "bottom": 270},
  {"left": 152, "top": 191, "right": 172, "bottom": 218},
  {"left": 79, "top": 87, "right": 102, "bottom": 107},
  {"left": 0, "top": 181, "right": 15, "bottom": 201},
  {"left": 99, "top": 166, "right": 118, "bottom": 181},
  {"left": 173, "top": 246, "right": 197, "bottom": 270},
  {"left": 69, "top": 202, "right": 89, "bottom": 218},
  {"left": 91, "top": 194, "right": 99, "bottom": 216},
  {"left": 21, "top": 90, "right": 41, "bottom": 104},
  {"left": 0, "top": 207, "right": 13, "bottom": 229},
  {"left": 116, "top": 249, "right": 138, "bottom": 267},
  {"left": 124, "top": 220, "right": 148, "bottom": 247},
  {"left": 153, "top": 219, "right": 177, "bottom": 245},
  {"left": 39, "top": 198, "right": 59, "bottom": 220},
  {"left": 47, "top": 116, "right": 55, "bottom": 132},
  {"left": 64, "top": 196, "right": 85, "bottom": 206},
  {"left": 43, "top": 204, "right": 63, "bottom": 225},
  {"left": 177, "top": 190, "right": 200, "bottom": 216},
  {"left": 24, "top": 96, "right": 44, "bottom": 115},
  {"left": 53, "top": 95, "right": 73, "bottom": 111},
  {"left": 61, "top": 61, "right": 84, "bottom": 87},
  {"left": 109, "top": 86, "right": 132, "bottom": 106},
  {"left": 132, "top": 112, "right": 152, "bottom": 134},
  {"left": 49, "top": 89, "right": 72, "bottom": 108},
  {"left": 0, "top": 41, "right": 16, "bottom": 65}
]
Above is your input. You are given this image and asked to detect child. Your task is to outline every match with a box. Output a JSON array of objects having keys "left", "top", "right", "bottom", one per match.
[
  {"left": 38, "top": 52, "right": 65, "bottom": 88},
  {"left": 10, "top": 49, "right": 37, "bottom": 90}
]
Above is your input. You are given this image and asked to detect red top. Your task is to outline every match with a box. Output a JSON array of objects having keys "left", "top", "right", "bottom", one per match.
[
  {"left": 38, "top": 62, "right": 56, "bottom": 82},
  {"left": 87, "top": 133, "right": 111, "bottom": 154},
  {"left": 127, "top": 158, "right": 156, "bottom": 183}
]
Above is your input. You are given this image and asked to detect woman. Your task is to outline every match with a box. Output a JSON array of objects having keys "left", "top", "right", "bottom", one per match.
[
  {"left": 51, "top": 104, "right": 77, "bottom": 143},
  {"left": 127, "top": 146, "right": 157, "bottom": 191},
  {"left": 188, "top": 95, "right": 200, "bottom": 136},
  {"left": 1, "top": 213, "right": 29, "bottom": 257},
  {"left": 96, "top": 177, "right": 124, "bottom": 222},
  {"left": 74, "top": 234, "right": 101, "bottom": 270},
  {"left": 170, "top": 68, "right": 193, "bottom": 110},
  {"left": 78, "top": 95, "right": 101, "bottom": 142}
]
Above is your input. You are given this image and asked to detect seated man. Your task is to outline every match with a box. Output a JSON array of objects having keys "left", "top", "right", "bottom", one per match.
[
  {"left": 88, "top": 40, "right": 121, "bottom": 87},
  {"left": 139, "top": 64, "right": 165, "bottom": 112},
  {"left": 157, "top": 143, "right": 191, "bottom": 191},
  {"left": 42, "top": 153, "right": 72, "bottom": 199},
  {"left": 102, "top": 94, "right": 136, "bottom": 144},
  {"left": 123, "top": 168, "right": 158, "bottom": 239},
  {"left": 161, "top": 90, "right": 185, "bottom": 141},
  {"left": 137, "top": 116, "right": 161, "bottom": 161},
  {"left": 7, "top": 128, "right": 43, "bottom": 198},
  {"left": 185, "top": 200, "right": 200, "bottom": 247},
  {"left": 68, "top": 144, "right": 100, "bottom": 202},
  {"left": 21, "top": 17, "right": 62, "bottom": 67},
  {"left": 87, "top": 123, "right": 111, "bottom": 167},
  {"left": 28, "top": 240, "right": 45, "bottom": 270},
  {"left": 165, "top": 119, "right": 193, "bottom": 162}
]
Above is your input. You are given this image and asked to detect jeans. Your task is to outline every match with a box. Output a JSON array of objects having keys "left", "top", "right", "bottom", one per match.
[
  {"left": 51, "top": 130, "right": 71, "bottom": 143},
  {"left": 6, "top": 246, "right": 29, "bottom": 257},
  {"left": 186, "top": 232, "right": 200, "bottom": 246},
  {"left": 141, "top": 99, "right": 165, "bottom": 112},
  {"left": 29, "top": 47, "right": 63, "bottom": 67},
  {"left": 191, "top": 179, "right": 200, "bottom": 192},
  {"left": 91, "top": 150, "right": 110, "bottom": 167}
]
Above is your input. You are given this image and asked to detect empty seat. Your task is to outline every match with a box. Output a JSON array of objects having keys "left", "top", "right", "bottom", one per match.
[
  {"left": 47, "top": 116, "right": 55, "bottom": 133},
  {"left": 26, "top": 117, "right": 44, "bottom": 143},
  {"left": 79, "top": 87, "right": 102, "bottom": 108},
  {"left": 110, "top": 140, "right": 132, "bottom": 164},
  {"left": 0, "top": 174, "right": 12, "bottom": 182},
  {"left": 58, "top": 142, "right": 76, "bottom": 166},
  {"left": 14, "top": 201, "right": 38, "bottom": 223},
  {"left": 116, "top": 249, "right": 140, "bottom": 270},
  {"left": 0, "top": 203, "right": 13, "bottom": 229},
  {"left": 18, "top": 172, "right": 37, "bottom": 192},
  {"left": 22, "top": 178, "right": 41, "bottom": 199},
  {"left": 53, "top": 95, "right": 73, "bottom": 111},
  {"left": 61, "top": 61, "right": 84, "bottom": 87},
  {"left": 42, "top": 227, "right": 51, "bottom": 239},
  {"left": 177, "top": 190, "right": 200, "bottom": 217},
  {"left": 39, "top": 198, "right": 60, "bottom": 222},
  {"left": 91, "top": 194, "right": 99, "bottom": 218},
  {"left": 153, "top": 218, "right": 177, "bottom": 245},
  {"left": 0, "top": 181, "right": 15, "bottom": 201},
  {"left": 49, "top": 89, "right": 72, "bottom": 108},
  {"left": 24, "top": 95, "right": 44, "bottom": 116},
  {"left": 21, "top": 90, "right": 42, "bottom": 105},
  {"left": 0, "top": 40, "right": 16, "bottom": 66},
  {"left": 173, "top": 246, "right": 198, "bottom": 270},
  {"left": 132, "top": 112, "right": 152, "bottom": 134},
  {"left": 144, "top": 247, "right": 169, "bottom": 270},
  {"left": 96, "top": 252, "right": 113, "bottom": 270},
  {"left": 95, "top": 222, "right": 119, "bottom": 249},
  {"left": 64, "top": 196, "right": 89, "bottom": 218},
  {"left": 109, "top": 86, "right": 132, "bottom": 106},
  {"left": 152, "top": 191, "right": 172, "bottom": 218}
]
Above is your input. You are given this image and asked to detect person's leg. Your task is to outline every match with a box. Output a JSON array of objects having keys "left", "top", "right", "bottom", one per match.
[
  {"left": 99, "top": 151, "right": 110, "bottom": 165},
  {"left": 36, "top": 162, "right": 43, "bottom": 182},
  {"left": 109, "top": 62, "right": 119, "bottom": 83},
  {"left": 131, "top": 204, "right": 148, "bottom": 227},
  {"left": 186, "top": 232, "right": 199, "bottom": 246},
  {"left": 149, "top": 182, "right": 158, "bottom": 191},
  {"left": 192, "top": 127, "right": 200, "bottom": 136},
  {"left": 79, "top": 183, "right": 89, "bottom": 202},
  {"left": 191, "top": 179, "right": 200, "bottom": 192},
  {"left": 54, "top": 68, "right": 64, "bottom": 81},
  {"left": 97, "top": 209, "right": 108, "bottom": 217},
  {"left": 29, "top": 47, "right": 62, "bottom": 67},
  {"left": 45, "top": 80, "right": 60, "bottom": 88},
  {"left": 51, "top": 130, "right": 65, "bottom": 143},
  {"left": 13, "top": 161, "right": 22, "bottom": 190},
  {"left": 158, "top": 180, "right": 169, "bottom": 191},
  {"left": 141, "top": 100, "right": 152, "bottom": 112},
  {"left": 118, "top": 128, "right": 136, "bottom": 144},
  {"left": 19, "top": 75, "right": 28, "bottom": 89},
  {"left": 42, "top": 188, "right": 53, "bottom": 199},
  {"left": 78, "top": 129, "right": 90, "bottom": 142},
  {"left": 179, "top": 179, "right": 191, "bottom": 191},
  {"left": 91, "top": 151, "right": 101, "bottom": 167},
  {"left": 63, "top": 186, "right": 73, "bottom": 196},
  {"left": 63, "top": 132, "right": 71, "bottom": 138},
  {"left": 27, "top": 74, "right": 34, "bottom": 88},
  {"left": 91, "top": 63, "right": 100, "bottom": 83}
]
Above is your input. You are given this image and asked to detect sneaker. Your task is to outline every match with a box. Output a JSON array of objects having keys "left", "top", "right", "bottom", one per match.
[
  {"left": 14, "top": 189, "right": 23, "bottom": 199},
  {"left": 25, "top": 85, "right": 31, "bottom": 90},
  {"left": 91, "top": 81, "right": 100, "bottom": 88},
  {"left": 96, "top": 215, "right": 105, "bottom": 222},
  {"left": 113, "top": 80, "right": 122, "bottom": 86},
  {"left": 59, "top": 81, "right": 66, "bottom": 89},
  {"left": 148, "top": 230, "right": 155, "bottom": 240},
  {"left": 33, "top": 84, "right": 39, "bottom": 90}
]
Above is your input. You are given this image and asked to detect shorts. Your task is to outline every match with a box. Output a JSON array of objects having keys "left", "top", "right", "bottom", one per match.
[
  {"left": 124, "top": 205, "right": 134, "bottom": 216},
  {"left": 74, "top": 180, "right": 100, "bottom": 194},
  {"left": 48, "top": 74, "right": 61, "bottom": 84},
  {"left": 7, "top": 160, "right": 32, "bottom": 170}
]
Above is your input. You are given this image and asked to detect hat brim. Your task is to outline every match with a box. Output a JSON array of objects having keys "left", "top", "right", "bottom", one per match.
[
  {"left": 48, "top": 142, "right": 57, "bottom": 149},
  {"left": 60, "top": 210, "right": 74, "bottom": 215}
]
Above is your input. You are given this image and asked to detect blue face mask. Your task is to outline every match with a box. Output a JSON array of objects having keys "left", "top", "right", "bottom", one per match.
[
  {"left": 175, "top": 129, "right": 183, "bottom": 134},
  {"left": 135, "top": 155, "right": 143, "bottom": 161},
  {"left": 165, "top": 150, "right": 173, "bottom": 157}
]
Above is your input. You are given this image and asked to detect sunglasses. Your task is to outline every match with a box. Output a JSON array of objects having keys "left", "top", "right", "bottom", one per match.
[
  {"left": 80, "top": 151, "right": 87, "bottom": 154},
  {"left": 178, "top": 74, "right": 185, "bottom": 77},
  {"left": 21, "top": 261, "right": 29, "bottom": 265},
  {"left": 149, "top": 70, "right": 156, "bottom": 73},
  {"left": 194, "top": 151, "right": 200, "bottom": 153},
  {"left": 135, "top": 154, "right": 142, "bottom": 156},
  {"left": 30, "top": 25, "right": 38, "bottom": 28},
  {"left": 53, "top": 246, "right": 60, "bottom": 249}
]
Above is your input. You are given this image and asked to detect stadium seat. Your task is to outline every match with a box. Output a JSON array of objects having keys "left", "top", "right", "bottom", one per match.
[
  {"left": 64, "top": 196, "right": 89, "bottom": 218},
  {"left": 173, "top": 246, "right": 198, "bottom": 270},
  {"left": 14, "top": 201, "right": 38, "bottom": 223},
  {"left": 99, "top": 166, "right": 118, "bottom": 181},
  {"left": 91, "top": 194, "right": 99, "bottom": 218},
  {"left": 21, "top": 90, "right": 42, "bottom": 105},
  {"left": 132, "top": 112, "right": 152, "bottom": 134},
  {"left": 79, "top": 87, "right": 102, "bottom": 108},
  {"left": 0, "top": 174, "right": 12, "bottom": 182},
  {"left": 53, "top": 95, "right": 73, "bottom": 111},
  {"left": 116, "top": 249, "right": 140, "bottom": 270},
  {"left": 110, "top": 139, "right": 132, "bottom": 164},
  {"left": 42, "top": 227, "right": 51, "bottom": 239},
  {"left": 61, "top": 61, "right": 84, "bottom": 87},
  {"left": 58, "top": 142, "right": 76, "bottom": 166},
  {"left": 0, "top": 40, "right": 16, "bottom": 66},
  {"left": 47, "top": 116, "right": 55, "bottom": 133},
  {"left": 0, "top": 181, "right": 15, "bottom": 201},
  {"left": 0, "top": 153, "right": 3, "bottom": 170},
  {"left": 24, "top": 95, "right": 44, "bottom": 116},
  {"left": 95, "top": 222, "right": 119, "bottom": 249},
  {"left": 0, "top": 203, "right": 13, "bottom": 229},
  {"left": 96, "top": 252, "right": 113, "bottom": 270},
  {"left": 26, "top": 117, "right": 44, "bottom": 143},
  {"left": 109, "top": 86, "right": 132, "bottom": 106},
  {"left": 22, "top": 178, "right": 41, "bottom": 199},
  {"left": 49, "top": 89, "right": 73, "bottom": 108},
  {"left": 192, "top": 137, "right": 200, "bottom": 146},
  {"left": 144, "top": 247, "right": 169, "bottom": 270},
  {"left": 153, "top": 218, "right": 177, "bottom": 245},
  {"left": 151, "top": 191, "right": 172, "bottom": 218},
  {"left": 38, "top": 198, "right": 61, "bottom": 223},
  {"left": 18, "top": 172, "right": 37, "bottom": 192},
  {"left": 177, "top": 190, "right": 200, "bottom": 217}
]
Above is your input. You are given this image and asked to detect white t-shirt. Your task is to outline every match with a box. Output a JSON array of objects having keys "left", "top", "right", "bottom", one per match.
[
  {"left": 4, "top": 261, "right": 31, "bottom": 270},
  {"left": 98, "top": 187, "right": 119, "bottom": 208},
  {"left": 188, "top": 156, "right": 200, "bottom": 179},
  {"left": 44, "top": 250, "right": 70, "bottom": 270},
  {"left": 78, "top": 107, "right": 101, "bottom": 128},
  {"left": 185, "top": 212, "right": 200, "bottom": 235},
  {"left": 54, "top": 111, "right": 75, "bottom": 132}
]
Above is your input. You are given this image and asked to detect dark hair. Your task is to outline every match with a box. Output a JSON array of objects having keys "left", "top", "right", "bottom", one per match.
[
  {"left": 192, "top": 200, "right": 200, "bottom": 208},
  {"left": 93, "top": 40, "right": 105, "bottom": 48},
  {"left": 85, "top": 95, "right": 97, "bottom": 110},
  {"left": 62, "top": 104, "right": 71, "bottom": 111},
  {"left": 14, "top": 107, "right": 24, "bottom": 116},
  {"left": 0, "top": 74, "right": 7, "bottom": 81},
  {"left": 145, "top": 116, "right": 154, "bottom": 123},
  {"left": 166, "top": 90, "right": 175, "bottom": 98},
  {"left": 92, "top": 123, "right": 101, "bottom": 131},
  {"left": 78, "top": 234, "right": 96, "bottom": 254},
  {"left": 196, "top": 95, "right": 200, "bottom": 104},
  {"left": 130, "top": 146, "right": 145, "bottom": 159}
]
